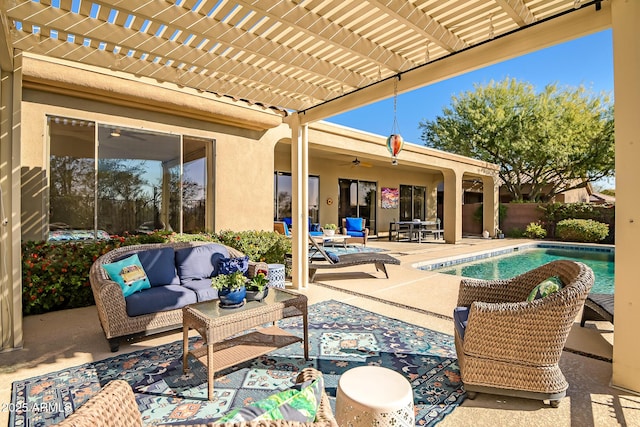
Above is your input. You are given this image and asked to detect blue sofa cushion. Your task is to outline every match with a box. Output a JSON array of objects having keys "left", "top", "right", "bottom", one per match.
[
  {"left": 345, "top": 217, "right": 363, "bottom": 232},
  {"left": 102, "top": 254, "right": 151, "bottom": 297},
  {"left": 182, "top": 279, "right": 219, "bottom": 302},
  {"left": 453, "top": 306, "right": 469, "bottom": 340},
  {"left": 125, "top": 284, "right": 198, "bottom": 316},
  {"left": 136, "top": 247, "right": 180, "bottom": 287},
  {"left": 175, "top": 244, "right": 230, "bottom": 284},
  {"left": 218, "top": 256, "right": 249, "bottom": 275}
]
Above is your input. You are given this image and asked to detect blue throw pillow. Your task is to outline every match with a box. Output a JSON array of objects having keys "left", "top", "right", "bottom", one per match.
[
  {"left": 218, "top": 256, "right": 249, "bottom": 275},
  {"left": 102, "top": 254, "right": 151, "bottom": 297},
  {"left": 345, "top": 217, "right": 362, "bottom": 232}
]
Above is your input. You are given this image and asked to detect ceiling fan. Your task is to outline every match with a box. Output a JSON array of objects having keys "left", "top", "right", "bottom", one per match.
[{"left": 341, "top": 157, "right": 373, "bottom": 168}]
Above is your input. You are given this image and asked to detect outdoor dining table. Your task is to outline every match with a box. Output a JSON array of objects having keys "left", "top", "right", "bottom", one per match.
[{"left": 388, "top": 220, "right": 441, "bottom": 242}]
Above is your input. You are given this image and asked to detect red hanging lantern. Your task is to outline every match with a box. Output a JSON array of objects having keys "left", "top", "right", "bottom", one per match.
[
  {"left": 386, "top": 134, "right": 404, "bottom": 166},
  {"left": 387, "top": 76, "right": 403, "bottom": 165}
]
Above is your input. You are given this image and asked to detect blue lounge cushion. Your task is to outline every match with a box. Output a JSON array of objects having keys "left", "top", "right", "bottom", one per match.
[
  {"left": 175, "top": 243, "right": 230, "bottom": 284},
  {"left": 217, "top": 373, "right": 324, "bottom": 423},
  {"left": 325, "top": 251, "right": 340, "bottom": 263},
  {"left": 345, "top": 217, "right": 363, "bottom": 232},
  {"left": 217, "top": 256, "right": 249, "bottom": 275},
  {"left": 102, "top": 254, "right": 151, "bottom": 297},
  {"left": 182, "top": 279, "right": 219, "bottom": 302},
  {"left": 125, "top": 284, "right": 197, "bottom": 316},
  {"left": 136, "top": 247, "right": 180, "bottom": 287},
  {"left": 453, "top": 306, "right": 469, "bottom": 340}
]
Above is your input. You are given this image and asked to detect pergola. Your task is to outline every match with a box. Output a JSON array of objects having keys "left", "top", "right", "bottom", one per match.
[{"left": 0, "top": 0, "right": 638, "bottom": 393}]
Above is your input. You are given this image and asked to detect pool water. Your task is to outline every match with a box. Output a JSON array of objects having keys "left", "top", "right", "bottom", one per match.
[{"left": 440, "top": 248, "right": 614, "bottom": 294}]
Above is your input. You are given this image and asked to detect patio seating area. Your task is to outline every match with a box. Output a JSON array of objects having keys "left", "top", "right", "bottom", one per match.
[{"left": 1, "top": 238, "right": 638, "bottom": 426}]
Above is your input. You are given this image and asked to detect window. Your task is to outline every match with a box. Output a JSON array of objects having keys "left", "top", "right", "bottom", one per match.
[
  {"left": 274, "top": 172, "right": 320, "bottom": 224},
  {"left": 338, "top": 179, "right": 377, "bottom": 234},
  {"left": 399, "top": 185, "right": 426, "bottom": 221},
  {"left": 48, "top": 116, "right": 212, "bottom": 238}
]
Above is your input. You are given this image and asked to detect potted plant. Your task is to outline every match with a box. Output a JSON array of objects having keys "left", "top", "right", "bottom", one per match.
[
  {"left": 323, "top": 223, "right": 338, "bottom": 236},
  {"left": 211, "top": 271, "right": 247, "bottom": 308},
  {"left": 246, "top": 269, "right": 269, "bottom": 302}
]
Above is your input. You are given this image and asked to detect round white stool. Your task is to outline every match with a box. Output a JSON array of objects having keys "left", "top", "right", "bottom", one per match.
[{"left": 336, "top": 366, "right": 415, "bottom": 427}]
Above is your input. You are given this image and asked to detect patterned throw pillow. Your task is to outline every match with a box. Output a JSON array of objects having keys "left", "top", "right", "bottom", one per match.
[
  {"left": 217, "top": 256, "right": 249, "bottom": 275},
  {"left": 102, "top": 254, "right": 151, "bottom": 297},
  {"left": 217, "top": 374, "right": 324, "bottom": 423},
  {"left": 527, "top": 276, "right": 563, "bottom": 302}
]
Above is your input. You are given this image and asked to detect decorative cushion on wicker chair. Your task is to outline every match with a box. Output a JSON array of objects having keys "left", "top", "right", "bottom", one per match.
[
  {"left": 217, "top": 373, "right": 324, "bottom": 423},
  {"left": 453, "top": 260, "right": 594, "bottom": 408}
]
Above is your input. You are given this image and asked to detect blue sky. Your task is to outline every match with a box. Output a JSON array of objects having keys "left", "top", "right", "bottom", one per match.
[{"left": 326, "top": 29, "right": 615, "bottom": 189}]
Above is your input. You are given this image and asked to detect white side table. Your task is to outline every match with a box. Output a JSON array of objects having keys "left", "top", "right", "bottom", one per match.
[
  {"left": 267, "top": 263, "right": 286, "bottom": 288},
  {"left": 336, "top": 366, "right": 415, "bottom": 427}
]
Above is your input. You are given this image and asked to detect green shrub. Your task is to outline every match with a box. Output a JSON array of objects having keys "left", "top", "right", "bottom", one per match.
[
  {"left": 523, "top": 222, "right": 547, "bottom": 239},
  {"left": 506, "top": 228, "right": 524, "bottom": 238},
  {"left": 556, "top": 219, "right": 609, "bottom": 243},
  {"left": 217, "top": 229, "right": 291, "bottom": 264}
]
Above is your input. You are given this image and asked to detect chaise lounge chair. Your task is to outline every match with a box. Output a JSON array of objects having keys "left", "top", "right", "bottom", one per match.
[
  {"left": 580, "top": 293, "right": 614, "bottom": 326},
  {"left": 307, "top": 234, "right": 400, "bottom": 282}
]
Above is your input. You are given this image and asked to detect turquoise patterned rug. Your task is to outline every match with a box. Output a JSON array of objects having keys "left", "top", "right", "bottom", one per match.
[{"left": 10, "top": 300, "right": 465, "bottom": 426}]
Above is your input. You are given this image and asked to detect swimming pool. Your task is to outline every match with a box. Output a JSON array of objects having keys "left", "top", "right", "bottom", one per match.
[{"left": 424, "top": 245, "right": 614, "bottom": 294}]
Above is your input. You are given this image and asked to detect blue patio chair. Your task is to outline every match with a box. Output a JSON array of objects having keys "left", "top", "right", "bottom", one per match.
[
  {"left": 341, "top": 217, "right": 369, "bottom": 245},
  {"left": 282, "top": 217, "right": 323, "bottom": 236}
]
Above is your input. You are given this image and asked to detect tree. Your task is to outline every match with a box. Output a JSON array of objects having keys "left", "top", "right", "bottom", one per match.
[{"left": 419, "top": 78, "right": 614, "bottom": 202}]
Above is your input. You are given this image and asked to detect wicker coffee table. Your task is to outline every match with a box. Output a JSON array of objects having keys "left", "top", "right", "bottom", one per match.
[{"left": 182, "top": 288, "right": 309, "bottom": 400}]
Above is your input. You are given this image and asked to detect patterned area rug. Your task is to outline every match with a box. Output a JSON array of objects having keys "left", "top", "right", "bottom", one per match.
[{"left": 10, "top": 300, "right": 465, "bottom": 426}]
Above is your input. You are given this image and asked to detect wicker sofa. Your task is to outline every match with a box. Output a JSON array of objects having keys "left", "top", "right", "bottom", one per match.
[
  {"left": 453, "top": 260, "right": 594, "bottom": 407},
  {"left": 90, "top": 241, "right": 267, "bottom": 352},
  {"left": 54, "top": 368, "right": 338, "bottom": 427}
]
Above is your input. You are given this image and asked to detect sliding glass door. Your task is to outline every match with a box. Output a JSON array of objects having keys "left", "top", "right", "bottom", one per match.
[{"left": 338, "top": 179, "right": 377, "bottom": 234}]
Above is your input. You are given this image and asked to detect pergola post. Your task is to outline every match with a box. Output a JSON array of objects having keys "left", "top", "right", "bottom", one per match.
[
  {"left": 289, "top": 113, "right": 309, "bottom": 290},
  {"left": 611, "top": 0, "right": 640, "bottom": 394},
  {"left": 0, "top": 50, "right": 22, "bottom": 351}
]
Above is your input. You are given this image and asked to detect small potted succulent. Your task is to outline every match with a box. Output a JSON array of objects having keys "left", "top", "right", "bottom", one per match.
[
  {"left": 323, "top": 223, "right": 338, "bottom": 237},
  {"left": 246, "top": 269, "right": 269, "bottom": 302},
  {"left": 211, "top": 271, "right": 247, "bottom": 308}
]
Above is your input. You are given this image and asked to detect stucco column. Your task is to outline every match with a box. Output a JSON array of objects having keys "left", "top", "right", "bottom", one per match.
[
  {"left": 0, "top": 53, "right": 22, "bottom": 350},
  {"left": 426, "top": 175, "right": 440, "bottom": 221},
  {"left": 290, "top": 114, "right": 309, "bottom": 290},
  {"left": 482, "top": 175, "right": 499, "bottom": 237},
  {"left": 442, "top": 169, "right": 462, "bottom": 243},
  {"left": 612, "top": 0, "right": 640, "bottom": 394}
]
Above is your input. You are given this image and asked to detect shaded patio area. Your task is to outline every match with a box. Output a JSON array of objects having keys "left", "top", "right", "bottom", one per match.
[{"left": 1, "top": 238, "right": 637, "bottom": 426}]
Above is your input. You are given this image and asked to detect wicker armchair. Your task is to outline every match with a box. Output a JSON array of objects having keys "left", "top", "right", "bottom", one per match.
[
  {"left": 53, "top": 380, "right": 142, "bottom": 427},
  {"left": 90, "top": 241, "right": 267, "bottom": 352},
  {"left": 453, "top": 260, "right": 594, "bottom": 407}
]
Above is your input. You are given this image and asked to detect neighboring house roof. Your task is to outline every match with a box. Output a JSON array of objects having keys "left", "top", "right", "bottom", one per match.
[{"left": 590, "top": 192, "right": 616, "bottom": 204}]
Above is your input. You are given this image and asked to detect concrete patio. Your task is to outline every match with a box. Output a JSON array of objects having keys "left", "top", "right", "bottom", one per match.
[{"left": 1, "top": 238, "right": 638, "bottom": 426}]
